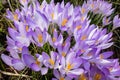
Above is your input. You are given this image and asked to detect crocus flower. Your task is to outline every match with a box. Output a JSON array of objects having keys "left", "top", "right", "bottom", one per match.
[
  {"left": 6, "top": 9, "right": 20, "bottom": 22},
  {"left": 80, "top": 2, "right": 89, "bottom": 15},
  {"left": 52, "top": 69, "right": 71, "bottom": 80},
  {"left": 57, "top": 37, "right": 71, "bottom": 57},
  {"left": 22, "top": 47, "right": 48, "bottom": 75},
  {"left": 87, "top": 0, "right": 114, "bottom": 16},
  {"left": 32, "top": 27, "right": 49, "bottom": 47},
  {"left": 102, "top": 16, "right": 111, "bottom": 26},
  {"left": 113, "top": 15, "right": 120, "bottom": 29},
  {"left": 57, "top": 3, "right": 74, "bottom": 31},
  {"left": 26, "top": 10, "right": 49, "bottom": 31},
  {"left": 89, "top": 65, "right": 108, "bottom": 80},
  {"left": 49, "top": 29, "right": 63, "bottom": 48},
  {"left": 59, "top": 52, "right": 84, "bottom": 78},
  {"left": 107, "top": 59, "right": 120, "bottom": 79},
  {"left": 44, "top": 1, "right": 63, "bottom": 23},
  {"left": 8, "top": 22, "right": 31, "bottom": 48},
  {"left": 42, "top": 51, "right": 59, "bottom": 69},
  {"left": 1, "top": 47, "right": 27, "bottom": 71}
]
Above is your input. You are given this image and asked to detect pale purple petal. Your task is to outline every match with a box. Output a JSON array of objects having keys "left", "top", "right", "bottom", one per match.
[
  {"left": 12, "top": 59, "right": 25, "bottom": 71},
  {"left": 30, "top": 63, "right": 40, "bottom": 71},
  {"left": 41, "top": 67, "right": 48, "bottom": 75},
  {"left": 1, "top": 54, "right": 12, "bottom": 66}
]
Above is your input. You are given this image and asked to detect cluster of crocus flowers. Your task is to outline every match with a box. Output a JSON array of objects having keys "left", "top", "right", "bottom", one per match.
[{"left": 1, "top": 0, "right": 120, "bottom": 80}]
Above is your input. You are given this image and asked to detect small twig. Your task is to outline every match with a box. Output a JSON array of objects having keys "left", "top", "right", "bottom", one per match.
[
  {"left": 0, "top": 70, "right": 32, "bottom": 78},
  {"left": 10, "top": 66, "right": 18, "bottom": 74}
]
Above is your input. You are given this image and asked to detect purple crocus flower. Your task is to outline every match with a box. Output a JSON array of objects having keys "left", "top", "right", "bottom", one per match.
[
  {"left": 8, "top": 22, "right": 31, "bottom": 48},
  {"left": 74, "top": 25, "right": 113, "bottom": 50},
  {"left": 102, "top": 16, "right": 111, "bottom": 26},
  {"left": 59, "top": 51, "right": 84, "bottom": 78},
  {"left": 57, "top": 3, "right": 74, "bottom": 31},
  {"left": 23, "top": 47, "right": 48, "bottom": 75},
  {"left": 98, "top": 0, "right": 114, "bottom": 16},
  {"left": 107, "top": 59, "right": 120, "bottom": 79},
  {"left": 6, "top": 9, "right": 21, "bottom": 22},
  {"left": 49, "top": 29, "right": 63, "bottom": 48},
  {"left": 52, "top": 69, "right": 71, "bottom": 80},
  {"left": 1, "top": 47, "right": 27, "bottom": 71},
  {"left": 44, "top": 1, "right": 63, "bottom": 23},
  {"left": 57, "top": 37, "right": 71, "bottom": 57},
  {"left": 80, "top": 2, "right": 89, "bottom": 15},
  {"left": 89, "top": 65, "right": 108, "bottom": 80},
  {"left": 1, "top": 54, "right": 25, "bottom": 71},
  {"left": 113, "top": 15, "right": 120, "bottom": 29},
  {"left": 42, "top": 51, "right": 59, "bottom": 69},
  {"left": 87, "top": 0, "right": 114, "bottom": 16},
  {"left": 26, "top": 10, "right": 49, "bottom": 31},
  {"left": 32, "top": 27, "right": 49, "bottom": 47}
]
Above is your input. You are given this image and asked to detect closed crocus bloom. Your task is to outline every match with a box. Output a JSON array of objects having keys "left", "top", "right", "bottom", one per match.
[
  {"left": 113, "top": 15, "right": 120, "bottom": 29},
  {"left": 49, "top": 29, "right": 63, "bottom": 48},
  {"left": 57, "top": 37, "right": 71, "bottom": 57},
  {"left": 102, "top": 16, "right": 111, "bottom": 26}
]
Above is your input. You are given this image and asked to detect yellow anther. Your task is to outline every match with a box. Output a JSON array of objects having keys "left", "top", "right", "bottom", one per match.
[
  {"left": 76, "top": 25, "right": 82, "bottom": 30},
  {"left": 49, "top": 59, "right": 54, "bottom": 66},
  {"left": 35, "top": 59, "right": 41, "bottom": 66},
  {"left": 38, "top": 34, "right": 43, "bottom": 43},
  {"left": 61, "top": 52, "right": 66, "bottom": 57},
  {"left": 94, "top": 73, "right": 101, "bottom": 80},
  {"left": 18, "top": 48, "right": 22, "bottom": 51},
  {"left": 81, "top": 8, "right": 85, "bottom": 14},
  {"left": 61, "top": 18, "right": 68, "bottom": 26},
  {"left": 81, "top": 17, "right": 85, "bottom": 21},
  {"left": 52, "top": 37, "right": 56, "bottom": 42},
  {"left": 81, "top": 35, "right": 87, "bottom": 40},
  {"left": 66, "top": 62, "right": 74, "bottom": 71},
  {"left": 13, "top": 14, "right": 18, "bottom": 20},
  {"left": 59, "top": 77, "right": 65, "bottom": 80},
  {"left": 79, "top": 74, "right": 87, "bottom": 80},
  {"left": 25, "top": 25, "right": 29, "bottom": 32},
  {"left": 51, "top": 13, "right": 54, "bottom": 19}
]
